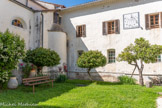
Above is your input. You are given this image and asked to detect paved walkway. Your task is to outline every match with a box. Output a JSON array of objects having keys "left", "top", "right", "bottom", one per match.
[{"left": 157, "top": 97, "right": 162, "bottom": 108}]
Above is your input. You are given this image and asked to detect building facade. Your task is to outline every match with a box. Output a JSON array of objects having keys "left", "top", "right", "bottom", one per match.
[{"left": 1, "top": 0, "right": 162, "bottom": 83}]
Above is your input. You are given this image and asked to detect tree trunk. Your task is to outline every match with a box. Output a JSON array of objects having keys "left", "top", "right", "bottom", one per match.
[
  {"left": 138, "top": 61, "right": 144, "bottom": 86},
  {"left": 87, "top": 68, "right": 93, "bottom": 81},
  {"left": 131, "top": 65, "right": 137, "bottom": 78},
  {"left": 139, "top": 69, "right": 144, "bottom": 86}
]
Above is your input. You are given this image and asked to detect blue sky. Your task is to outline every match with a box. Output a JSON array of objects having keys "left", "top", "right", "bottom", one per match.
[{"left": 41, "top": 0, "right": 96, "bottom": 7}]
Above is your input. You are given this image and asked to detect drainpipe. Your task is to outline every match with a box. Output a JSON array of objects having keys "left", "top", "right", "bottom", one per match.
[
  {"left": 26, "top": 0, "right": 28, "bottom": 6},
  {"left": 41, "top": 12, "right": 44, "bottom": 48}
]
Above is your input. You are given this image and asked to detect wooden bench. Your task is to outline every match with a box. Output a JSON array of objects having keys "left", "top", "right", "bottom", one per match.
[{"left": 23, "top": 76, "right": 54, "bottom": 94}]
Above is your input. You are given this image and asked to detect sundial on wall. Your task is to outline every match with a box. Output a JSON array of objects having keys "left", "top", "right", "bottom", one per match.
[{"left": 123, "top": 12, "right": 140, "bottom": 29}]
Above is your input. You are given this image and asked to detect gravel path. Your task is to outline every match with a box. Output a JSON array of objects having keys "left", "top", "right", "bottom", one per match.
[{"left": 157, "top": 97, "right": 162, "bottom": 108}]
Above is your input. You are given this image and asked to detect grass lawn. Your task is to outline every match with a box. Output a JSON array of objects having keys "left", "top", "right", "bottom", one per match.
[{"left": 0, "top": 80, "right": 162, "bottom": 108}]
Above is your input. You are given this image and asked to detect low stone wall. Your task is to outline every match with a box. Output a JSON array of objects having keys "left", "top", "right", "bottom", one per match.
[{"left": 68, "top": 71, "right": 162, "bottom": 84}]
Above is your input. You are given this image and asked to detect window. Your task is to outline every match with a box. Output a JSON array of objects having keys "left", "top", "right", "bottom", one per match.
[
  {"left": 54, "top": 12, "right": 62, "bottom": 25},
  {"left": 157, "top": 55, "right": 161, "bottom": 62},
  {"left": 76, "top": 25, "right": 86, "bottom": 37},
  {"left": 78, "top": 50, "right": 84, "bottom": 58},
  {"left": 145, "top": 13, "right": 162, "bottom": 29},
  {"left": 108, "top": 50, "right": 116, "bottom": 63},
  {"left": 12, "top": 19, "right": 23, "bottom": 28},
  {"left": 103, "top": 20, "right": 120, "bottom": 35}
]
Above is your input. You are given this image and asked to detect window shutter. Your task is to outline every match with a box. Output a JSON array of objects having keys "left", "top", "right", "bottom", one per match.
[
  {"left": 59, "top": 17, "right": 62, "bottom": 25},
  {"left": 83, "top": 25, "right": 86, "bottom": 37},
  {"left": 54, "top": 12, "right": 59, "bottom": 24},
  {"left": 145, "top": 14, "right": 149, "bottom": 30},
  {"left": 115, "top": 20, "right": 120, "bottom": 34},
  {"left": 76, "top": 26, "right": 79, "bottom": 37},
  {"left": 103, "top": 22, "right": 107, "bottom": 35}
]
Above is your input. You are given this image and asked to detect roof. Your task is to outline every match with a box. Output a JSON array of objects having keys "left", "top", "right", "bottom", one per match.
[
  {"left": 9, "top": 0, "right": 35, "bottom": 12},
  {"left": 35, "top": 0, "right": 66, "bottom": 8},
  {"left": 48, "top": 23, "right": 64, "bottom": 32},
  {"left": 61, "top": 0, "right": 103, "bottom": 11}
]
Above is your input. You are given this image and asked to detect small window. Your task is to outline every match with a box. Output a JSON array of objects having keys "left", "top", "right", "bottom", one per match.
[
  {"left": 108, "top": 49, "right": 116, "bottom": 63},
  {"left": 54, "top": 12, "right": 61, "bottom": 25},
  {"left": 76, "top": 25, "right": 86, "bottom": 37},
  {"left": 78, "top": 50, "right": 84, "bottom": 58},
  {"left": 12, "top": 19, "right": 23, "bottom": 28},
  {"left": 145, "top": 13, "right": 161, "bottom": 29},
  {"left": 157, "top": 55, "right": 161, "bottom": 62},
  {"left": 103, "top": 20, "right": 120, "bottom": 35}
]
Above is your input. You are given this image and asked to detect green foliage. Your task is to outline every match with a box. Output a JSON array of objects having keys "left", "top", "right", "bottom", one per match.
[
  {"left": 117, "top": 38, "right": 162, "bottom": 64},
  {"left": 0, "top": 80, "right": 161, "bottom": 107},
  {"left": 77, "top": 50, "right": 107, "bottom": 69},
  {"left": 22, "top": 63, "right": 32, "bottom": 78},
  {"left": 0, "top": 30, "right": 25, "bottom": 88},
  {"left": 56, "top": 74, "right": 68, "bottom": 83},
  {"left": 23, "top": 47, "right": 60, "bottom": 68},
  {"left": 117, "top": 38, "right": 162, "bottom": 86},
  {"left": 119, "top": 76, "right": 136, "bottom": 85}
]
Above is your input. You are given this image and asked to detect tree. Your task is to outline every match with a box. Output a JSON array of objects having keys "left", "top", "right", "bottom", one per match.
[
  {"left": 77, "top": 50, "right": 107, "bottom": 81},
  {"left": 0, "top": 30, "right": 25, "bottom": 88},
  {"left": 117, "top": 38, "right": 162, "bottom": 86},
  {"left": 23, "top": 48, "right": 60, "bottom": 74}
]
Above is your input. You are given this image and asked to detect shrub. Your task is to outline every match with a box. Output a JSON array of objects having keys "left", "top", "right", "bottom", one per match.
[
  {"left": 0, "top": 30, "right": 25, "bottom": 88},
  {"left": 77, "top": 50, "right": 106, "bottom": 81},
  {"left": 23, "top": 48, "right": 60, "bottom": 74},
  {"left": 119, "top": 76, "right": 136, "bottom": 85},
  {"left": 56, "top": 75, "right": 68, "bottom": 83},
  {"left": 22, "top": 63, "right": 32, "bottom": 78}
]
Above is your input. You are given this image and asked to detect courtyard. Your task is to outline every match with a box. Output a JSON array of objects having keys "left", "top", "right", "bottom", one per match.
[{"left": 0, "top": 80, "right": 162, "bottom": 108}]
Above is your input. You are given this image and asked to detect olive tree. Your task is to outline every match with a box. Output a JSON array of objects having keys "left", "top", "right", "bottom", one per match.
[
  {"left": 0, "top": 30, "right": 25, "bottom": 88},
  {"left": 77, "top": 50, "right": 107, "bottom": 81},
  {"left": 117, "top": 38, "right": 162, "bottom": 86},
  {"left": 23, "top": 47, "right": 60, "bottom": 74}
]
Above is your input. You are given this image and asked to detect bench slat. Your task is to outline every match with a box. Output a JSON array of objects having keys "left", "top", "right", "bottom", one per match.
[
  {"left": 23, "top": 76, "right": 49, "bottom": 81},
  {"left": 23, "top": 78, "right": 50, "bottom": 83},
  {"left": 25, "top": 80, "right": 53, "bottom": 86}
]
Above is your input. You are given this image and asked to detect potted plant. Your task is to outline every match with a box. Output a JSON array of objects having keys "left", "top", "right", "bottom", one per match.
[
  {"left": 29, "top": 64, "right": 37, "bottom": 77},
  {"left": 7, "top": 75, "right": 18, "bottom": 89}
]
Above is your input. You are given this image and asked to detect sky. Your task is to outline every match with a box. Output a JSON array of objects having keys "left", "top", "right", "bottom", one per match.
[{"left": 41, "top": 0, "right": 96, "bottom": 7}]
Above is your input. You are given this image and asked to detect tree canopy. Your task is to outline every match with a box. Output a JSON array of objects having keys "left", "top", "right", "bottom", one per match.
[
  {"left": 77, "top": 50, "right": 106, "bottom": 80},
  {"left": 23, "top": 48, "right": 60, "bottom": 73},
  {"left": 0, "top": 30, "right": 25, "bottom": 88},
  {"left": 117, "top": 38, "right": 162, "bottom": 86}
]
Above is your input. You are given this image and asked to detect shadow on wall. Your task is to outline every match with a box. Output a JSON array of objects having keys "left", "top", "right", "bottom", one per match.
[{"left": 62, "top": 14, "right": 119, "bottom": 82}]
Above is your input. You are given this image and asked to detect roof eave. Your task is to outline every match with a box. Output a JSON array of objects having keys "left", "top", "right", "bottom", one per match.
[{"left": 9, "top": 0, "right": 35, "bottom": 12}]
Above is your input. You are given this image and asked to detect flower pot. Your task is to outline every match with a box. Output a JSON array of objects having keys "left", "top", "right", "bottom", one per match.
[
  {"left": 29, "top": 69, "right": 37, "bottom": 77},
  {"left": 8, "top": 77, "right": 18, "bottom": 89}
]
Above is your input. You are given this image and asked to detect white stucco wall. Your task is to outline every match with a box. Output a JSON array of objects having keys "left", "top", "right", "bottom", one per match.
[
  {"left": 48, "top": 32, "right": 67, "bottom": 66},
  {"left": 61, "top": 0, "right": 162, "bottom": 77},
  {"left": 42, "top": 12, "right": 54, "bottom": 48},
  {"left": 0, "top": 0, "right": 36, "bottom": 49}
]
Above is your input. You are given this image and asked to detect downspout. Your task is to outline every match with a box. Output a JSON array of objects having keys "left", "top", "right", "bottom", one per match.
[
  {"left": 41, "top": 12, "right": 44, "bottom": 48},
  {"left": 26, "top": 0, "right": 28, "bottom": 6}
]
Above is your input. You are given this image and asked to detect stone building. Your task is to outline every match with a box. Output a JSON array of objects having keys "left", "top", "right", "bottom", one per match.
[{"left": 1, "top": 0, "right": 162, "bottom": 83}]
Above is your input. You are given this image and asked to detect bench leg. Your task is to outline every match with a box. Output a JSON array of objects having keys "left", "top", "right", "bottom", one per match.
[
  {"left": 52, "top": 81, "right": 53, "bottom": 88},
  {"left": 33, "top": 85, "right": 35, "bottom": 94}
]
